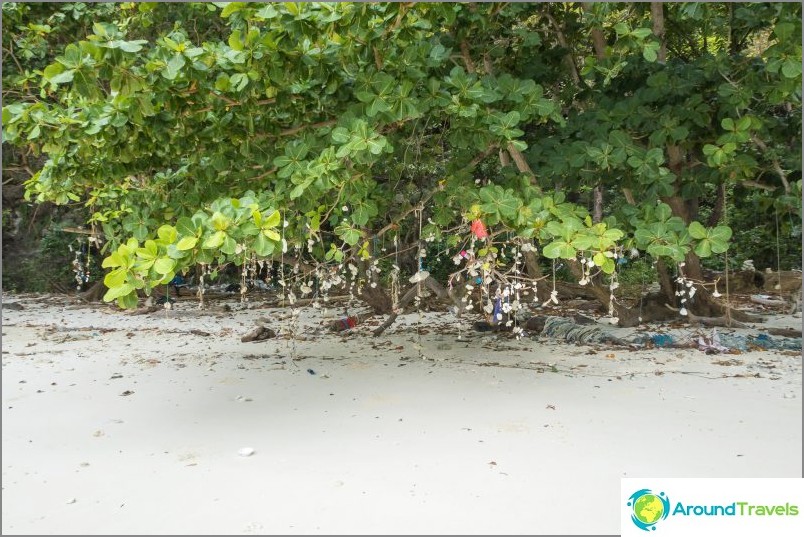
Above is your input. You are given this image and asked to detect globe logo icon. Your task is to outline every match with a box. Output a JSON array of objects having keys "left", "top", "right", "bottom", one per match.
[{"left": 627, "top": 489, "right": 670, "bottom": 531}]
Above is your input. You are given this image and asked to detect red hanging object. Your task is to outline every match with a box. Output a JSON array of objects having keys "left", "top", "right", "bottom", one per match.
[{"left": 471, "top": 219, "right": 488, "bottom": 239}]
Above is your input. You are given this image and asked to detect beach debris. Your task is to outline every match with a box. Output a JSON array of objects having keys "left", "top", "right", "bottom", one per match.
[
  {"left": 66, "top": 498, "right": 77, "bottom": 505},
  {"left": 749, "top": 294, "right": 788, "bottom": 307},
  {"left": 330, "top": 315, "right": 359, "bottom": 332},
  {"left": 241, "top": 325, "right": 276, "bottom": 342},
  {"left": 238, "top": 447, "right": 255, "bottom": 457},
  {"left": 539, "top": 316, "right": 629, "bottom": 345},
  {"left": 235, "top": 395, "right": 253, "bottom": 402},
  {"left": 120, "top": 390, "right": 134, "bottom": 396},
  {"left": 409, "top": 270, "right": 430, "bottom": 284},
  {"left": 307, "top": 368, "right": 316, "bottom": 375},
  {"left": 2, "top": 301, "right": 24, "bottom": 311},
  {"left": 697, "top": 329, "right": 801, "bottom": 353},
  {"left": 190, "top": 329, "right": 211, "bottom": 337}
]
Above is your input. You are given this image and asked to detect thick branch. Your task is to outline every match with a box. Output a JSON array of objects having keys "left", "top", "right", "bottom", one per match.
[
  {"left": 741, "top": 180, "right": 776, "bottom": 192},
  {"left": 582, "top": 3, "right": 607, "bottom": 60},
  {"left": 622, "top": 188, "right": 636, "bottom": 205},
  {"left": 752, "top": 135, "right": 791, "bottom": 193},
  {"left": 507, "top": 143, "right": 535, "bottom": 177}
]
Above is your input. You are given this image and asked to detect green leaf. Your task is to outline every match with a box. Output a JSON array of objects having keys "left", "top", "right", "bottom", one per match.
[
  {"left": 153, "top": 257, "right": 176, "bottom": 275},
  {"left": 643, "top": 43, "right": 658, "bottom": 62},
  {"left": 262, "top": 228, "right": 281, "bottom": 241},
  {"left": 263, "top": 210, "right": 281, "bottom": 228},
  {"left": 542, "top": 240, "right": 576, "bottom": 259},
  {"left": 688, "top": 221, "right": 707, "bottom": 239},
  {"left": 228, "top": 29, "right": 244, "bottom": 51},
  {"left": 210, "top": 211, "right": 230, "bottom": 231},
  {"left": 117, "top": 40, "right": 147, "bottom": 53},
  {"left": 781, "top": 59, "right": 801, "bottom": 79},
  {"left": 103, "top": 267, "right": 127, "bottom": 288},
  {"left": 253, "top": 233, "right": 275, "bottom": 256},
  {"left": 289, "top": 184, "right": 305, "bottom": 199},
  {"left": 215, "top": 73, "right": 230, "bottom": 91},
  {"left": 221, "top": 2, "right": 247, "bottom": 18},
  {"left": 220, "top": 236, "right": 237, "bottom": 255},
  {"left": 157, "top": 225, "right": 177, "bottom": 244},
  {"left": 117, "top": 291, "right": 139, "bottom": 310},
  {"left": 694, "top": 239, "right": 713, "bottom": 257},
  {"left": 137, "top": 240, "right": 158, "bottom": 259},
  {"left": 631, "top": 27, "right": 653, "bottom": 39},
  {"left": 103, "top": 282, "right": 134, "bottom": 302},
  {"left": 203, "top": 230, "right": 226, "bottom": 248},
  {"left": 176, "top": 217, "right": 196, "bottom": 237},
  {"left": 176, "top": 236, "right": 198, "bottom": 250}
]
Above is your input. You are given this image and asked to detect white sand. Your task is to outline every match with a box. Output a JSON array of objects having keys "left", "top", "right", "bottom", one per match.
[{"left": 2, "top": 295, "right": 801, "bottom": 534}]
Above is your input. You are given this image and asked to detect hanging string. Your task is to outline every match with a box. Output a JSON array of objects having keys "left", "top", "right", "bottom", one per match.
[
  {"left": 775, "top": 206, "right": 784, "bottom": 303},
  {"left": 723, "top": 186, "right": 732, "bottom": 326},
  {"left": 279, "top": 211, "right": 297, "bottom": 361},
  {"left": 416, "top": 207, "right": 425, "bottom": 360}
]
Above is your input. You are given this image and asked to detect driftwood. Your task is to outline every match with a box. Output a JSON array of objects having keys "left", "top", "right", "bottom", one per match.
[
  {"left": 127, "top": 306, "right": 160, "bottom": 315},
  {"left": 749, "top": 295, "right": 788, "bottom": 307},
  {"left": 241, "top": 325, "right": 276, "bottom": 342},
  {"left": 664, "top": 304, "right": 751, "bottom": 328},
  {"left": 766, "top": 327, "right": 802, "bottom": 338}
]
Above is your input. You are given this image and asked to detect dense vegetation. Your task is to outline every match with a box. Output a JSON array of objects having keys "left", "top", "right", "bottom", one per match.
[{"left": 3, "top": 2, "right": 800, "bottom": 324}]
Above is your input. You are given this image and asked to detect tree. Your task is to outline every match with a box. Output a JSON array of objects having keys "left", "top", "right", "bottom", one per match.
[{"left": 3, "top": 2, "right": 800, "bottom": 326}]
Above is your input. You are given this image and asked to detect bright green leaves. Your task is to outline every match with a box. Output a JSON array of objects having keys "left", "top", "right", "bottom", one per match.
[
  {"left": 478, "top": 185, "right": 522, "bottom": 225},
  {"left": 101, "top": 227, "right": 178, "bottom": 308},
  {"left": 688, "top": 221, "right": 732, "bottom": 257},
  {"left": 331, "top": 120, "right": 389, "bottom": 159},
  {"left": 630, "top": 203, "right": 691, "bottom": 262},
  {"left": 100, "top": 194, "right": 285, "bottom": 308},
  {"left": 335, "top": 223, "right": 362, "bottom": 246},
  {"left": 273, "top": 141, "right": 309, "bottom": 179},
  {"left": 487, "top": 111, "right": 524, "bottom": 142},
  {"left": 717, "top": 116, "right": 753, "bottom": 145},
  {"left": 162, "top": 52, "right": 186, "bottom": 80},
  {"left": 540, "top": 218, "right": 622, "bottom": 273},
  {"left": 702, "top": 142, "right": 737, "bottom": 167}
]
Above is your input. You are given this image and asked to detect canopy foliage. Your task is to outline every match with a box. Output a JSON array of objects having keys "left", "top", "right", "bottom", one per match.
[{"left": 3, "top": 2, "right": 800, "bottom": 316}]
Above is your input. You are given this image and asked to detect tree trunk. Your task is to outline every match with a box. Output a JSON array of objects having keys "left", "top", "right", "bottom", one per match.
[
  {"left": 564, "top": 259, "right": 676, "bottom": 327},
  {"left": 77, "top": 280, "right": 106, "bottom": 303},
  {"left": 650, "top": 2, "right": 667, "bottom": 64},
  {"left": 583, "top": 3, "right": 607, "bottom": 61},
  {"left": 592, "top": 186, "right": 603, "bottom": 223}
]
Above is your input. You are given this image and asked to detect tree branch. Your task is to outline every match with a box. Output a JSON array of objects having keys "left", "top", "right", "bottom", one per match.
[
  {"left": 544, "top": 7, "right": 581, "bottom": 85},
  {"left": 752, "top": 135, "right": 791, "bottom": 193},
  {"left": 460, "top": 40, "right": 476, "bottom": 73}
]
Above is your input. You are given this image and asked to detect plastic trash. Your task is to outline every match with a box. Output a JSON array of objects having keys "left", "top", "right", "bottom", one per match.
[{"left": 330, "top": 316, "right": 359, "bottom": 332}]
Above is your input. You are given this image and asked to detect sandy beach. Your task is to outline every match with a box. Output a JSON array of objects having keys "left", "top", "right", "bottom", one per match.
[{"left": 2, "top": 294, "right": 801, "bottom": 534}]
